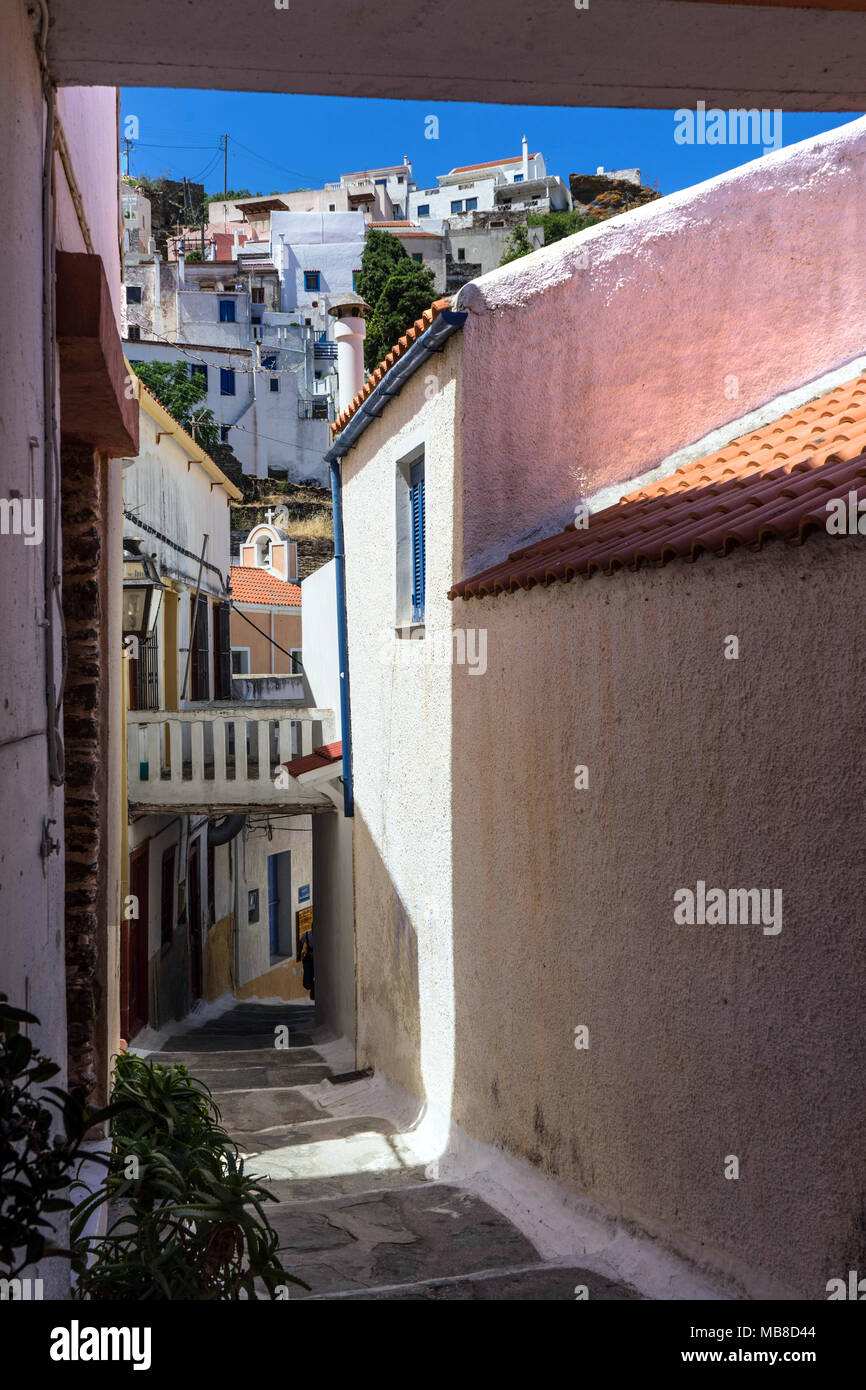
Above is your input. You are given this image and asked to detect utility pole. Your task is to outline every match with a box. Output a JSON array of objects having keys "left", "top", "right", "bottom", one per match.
[
  {"left": 222, "top": 134, "right": 228, "bottom": 199},
  {"left": 122, "top": 137, "right": 134, "bottom": 177}
]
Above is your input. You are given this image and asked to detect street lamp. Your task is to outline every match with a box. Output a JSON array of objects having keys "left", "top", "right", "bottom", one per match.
[{"left": 122, "top": 549, "right": 165, "bottom": 639}]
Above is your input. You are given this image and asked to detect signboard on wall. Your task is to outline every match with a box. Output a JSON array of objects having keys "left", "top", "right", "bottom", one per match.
[
  {"left": 298, "top": 884, "right": 310, "bottom": 903},
  {"left": 296, "top": 905, "right": 313, "bottom": 960}
]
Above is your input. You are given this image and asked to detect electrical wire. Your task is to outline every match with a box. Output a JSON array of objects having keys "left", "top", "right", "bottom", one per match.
[{"left": 226, "top": 137, "right": 331, "bottom": 188}]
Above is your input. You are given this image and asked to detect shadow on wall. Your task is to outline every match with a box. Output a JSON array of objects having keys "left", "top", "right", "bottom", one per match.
[
  {"left": 353, "top": 808, "right": 424, "bottom": 1102},
  {"left": 447, "top": 530, "right": 866, "bottom": 1299}
]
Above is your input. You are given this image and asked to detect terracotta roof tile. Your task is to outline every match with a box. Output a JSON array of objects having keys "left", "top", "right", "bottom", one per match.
[
  {"left": 449, "top": 155, "right": 539, "bottom": 174},
  {"left": 449, "top": 374, "right": 866, "bottom": 601},
  {"left": 284, "top": 741, "right": 342, "bottom": 779},
  {"left": 229, "top": 564, "right": 301, "bottom": 607},
  {"left": 331, "top": 296, "right": 452, "bottom": 434}
]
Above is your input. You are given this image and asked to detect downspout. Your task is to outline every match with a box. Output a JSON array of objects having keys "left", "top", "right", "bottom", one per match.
[{"left": 330, "top": 458, "right": 354, "bottom": 818}]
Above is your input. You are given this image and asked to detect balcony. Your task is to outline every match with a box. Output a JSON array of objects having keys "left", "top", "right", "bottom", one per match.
[
  {"left": 346, "top": 179, "right": 376, "bottom": 205},
  {"left": 127, "top": 706, "right": 337, "bottom": 815}
]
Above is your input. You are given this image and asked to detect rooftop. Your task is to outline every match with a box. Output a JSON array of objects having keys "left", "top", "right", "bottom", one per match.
[
  {"left": 229, "top": 564, "right": 302, "bottom": 607},
  {"left": 450, "top": 373, "right": 866, "bottom": 600}
]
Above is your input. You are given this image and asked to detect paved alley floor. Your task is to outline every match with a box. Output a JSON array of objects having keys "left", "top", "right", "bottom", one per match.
[{"left": 149, "top": 1000, "right": 643, "bottom": 1301}]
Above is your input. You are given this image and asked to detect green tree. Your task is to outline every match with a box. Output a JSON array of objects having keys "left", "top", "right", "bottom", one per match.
[
  {"left": 355, "top": 230, "right": 411, "bottom": 332},
  {"left": 365, "top": 259, "right": 437, "bottom": 370},
  {"left": 499, "top": 225, "right": 534, "bottom": 266},
  {"left": 130, "top": 360, "right": 220, "bottom": 450},
  {"left": 528, "top": 208, "right": 600, "bottom": 245}
]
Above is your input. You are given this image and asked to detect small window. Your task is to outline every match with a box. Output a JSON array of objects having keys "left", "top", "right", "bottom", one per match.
[
  {"left": 410, "top": 458, "right": 425, "bottom": 624},
  {"left": 411, "top": 252, "right": 423, "bottom": 265},
  {"left": 270, "top": 378, "right": 279, "bottom": 393},
  {"left": 329, "top": 203, "right": 336, "bottom": 211},
  {"left": 160, "top": 847, "right": 176, "bottom": 949},
  {"left": 190, "top": 363, "right": 208, "bottom": 384},
  {"left": 465, "top": 197, "right": 478, "bottom": 212},
  {"left": 127, "top": 325, "right": 141, "bottom": 342},
  {"left": 417, "top": 204, "right": 430, "bottom": 218},
  {"left": 352, "top": 270, "right": 361, "bottom": 291},
  {"left": 220, "top": 425, "right": 230, "bottom": 443},
  {"left": 457, "top": 248, "right": 466, "bottom": 262},
  {"left": 231, "top": 649, "right": 250, "bottom": 675},
  {"left": 450, "top": 200, "right": 463, "bottom": 214},
  {"left": 220, "top": 368, "right": 235, "bottom": 395},
  {"left": 126, "top": 285, "right": 142, "bottom": 303},
  {"left": 513, "top": 174, "right": 524, "bottom": 183},
  {"left": 375, "top": 178, "right": 387, "bottom": 186},
  {"left": 219, "top": 299, "right": 236, "bottom": 323},
  {"left": 261, "top": 352, "right": 278, "bottom": 370},
  {"left": 290, "top": 649, "right": 302, "bottom": 674},
  {"left": 304, "top": 271, "right": 321, "bottom": 292},
  {"left": 251, "top": 286, "right": 265, "bottom": 304}
]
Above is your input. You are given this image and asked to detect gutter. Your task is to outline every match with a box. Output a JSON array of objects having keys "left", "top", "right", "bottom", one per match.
[
  {"left": 324, "top": 308, "right": 468, "bottom": 464},
  {"left": 323, "top": 305, "right": 468, "bottom": 819}
]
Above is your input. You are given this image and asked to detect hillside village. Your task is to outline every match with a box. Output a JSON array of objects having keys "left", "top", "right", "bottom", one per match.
[{"left": 2, "top": 0, "right": 865, "bottom": 1324}]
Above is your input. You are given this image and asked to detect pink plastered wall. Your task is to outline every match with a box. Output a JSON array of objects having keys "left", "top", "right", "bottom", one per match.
[{"left": 457, "top": 115, "right": 866, "bottom": 574}]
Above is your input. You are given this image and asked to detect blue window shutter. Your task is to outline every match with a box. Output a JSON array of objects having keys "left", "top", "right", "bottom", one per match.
[{"left": 410, "top": 460, "right": 425, "bottom": 623}]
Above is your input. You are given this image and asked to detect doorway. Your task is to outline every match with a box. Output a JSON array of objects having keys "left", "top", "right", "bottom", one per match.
[
  {"left": 123, "top": 845, "right": 150, "bottom": 1040},
  {"left": 267, "top": 850, "right": 292, "bottom": 960},
  {"left": 188, "top": 839, "right": 203, "bottom": 1003}
]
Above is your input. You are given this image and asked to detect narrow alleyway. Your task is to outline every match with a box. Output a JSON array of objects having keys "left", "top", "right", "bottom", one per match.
[{"left": 147, "top": 1001, "right": 643, "bottom": 1300}]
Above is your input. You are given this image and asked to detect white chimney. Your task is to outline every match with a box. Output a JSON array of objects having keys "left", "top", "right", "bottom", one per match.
[
  {"left": 328, "top": 294, "right": 372, "bottom": 412},
  {"left": 596, "top": 165, "right": 605, "bottom": 175},
  {"left": 522, "top": 135, "right": 529, "bottom": 180}
]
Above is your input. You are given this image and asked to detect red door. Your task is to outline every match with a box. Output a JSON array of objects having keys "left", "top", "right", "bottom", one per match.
[
  {"left": 188, "top": 841, "right": 203, "bottom": 1004},
  {"left": 122, "top": 846, "right": 150, "bottom": 1041}
]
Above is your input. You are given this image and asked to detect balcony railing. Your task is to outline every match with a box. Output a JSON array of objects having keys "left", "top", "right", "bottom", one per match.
[{"left": 127, "top": 706, "right": 337, "bottom": 814}]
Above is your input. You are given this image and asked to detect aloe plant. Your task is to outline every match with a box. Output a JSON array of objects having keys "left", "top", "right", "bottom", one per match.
[{"left": 72, "top": 1053, "right": 305, "bottom": 1300}]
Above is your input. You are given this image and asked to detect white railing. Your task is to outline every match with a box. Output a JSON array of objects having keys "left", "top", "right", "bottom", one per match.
[{"left": 127, "top": 706, "right": 337, "bottom": 812}]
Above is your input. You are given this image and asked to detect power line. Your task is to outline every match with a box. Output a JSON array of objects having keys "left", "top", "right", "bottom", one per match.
[{"left": 226, "top": 136, "right": 331, "bottom": 188}]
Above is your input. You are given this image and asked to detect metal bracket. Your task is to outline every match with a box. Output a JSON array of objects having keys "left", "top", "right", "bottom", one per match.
[{"left": 40, "top": 817, "right": 61, "bottom": 873}]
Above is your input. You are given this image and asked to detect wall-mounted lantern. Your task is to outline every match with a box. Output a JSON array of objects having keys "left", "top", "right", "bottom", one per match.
[{"left": 122, "top": 545, "right": 165, "bottom": 639}]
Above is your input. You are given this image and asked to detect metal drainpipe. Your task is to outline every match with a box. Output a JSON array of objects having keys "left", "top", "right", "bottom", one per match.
[{"left": 329, "top": 457, "right": 354, "bottom": 818}]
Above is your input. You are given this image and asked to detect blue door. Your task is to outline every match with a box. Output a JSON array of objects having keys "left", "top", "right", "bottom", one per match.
[{"left": 267, "top": 855, "right": 279, "bottom": 956}]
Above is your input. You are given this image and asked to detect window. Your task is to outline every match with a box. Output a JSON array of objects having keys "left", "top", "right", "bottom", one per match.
[
  {"left": 220, "top": 425, "right": 230, "bottom": 443},
  {"left": 189, "top": 595, "right": 210, "bottom": 701},
  {"left": 457, "top": 248, "right": 466, "bottom": 262},
  {"left": 417, "top": 203, "right": 430, "bottom": 218},
  {"left": 127, "top": 325, "right": 141, "bottom": 342},
  {"left": 465, "top": 197, "right": 478, "bottom": 212},
  {"left": 190, "top": 363, "right": 208, "bottom": 385},
  {"left": 261, "top": 352, "right": 278, "bottom": 370},
  {"left": 352, "top": 270, "right": 361, "bottom": 291},
  {"left": 410, "top": 458, "right": 426, "bottom": 624},
  {"left": 126, "top": 285, "right": 142, "bottom": 303},
  {"left": 451, "top": 199, "right": 463, "bottom": 214},
  {"left": 329, "top": 203, "right": 336, "bottom": 211},
  {"left": 270, "top": 378, "right": 279, "bottom": 393},
  {"left": 160, "top": 847, "right": 176, "bottom": 950},
  {"left": 128, "top": 631, "right": 160, "bottom": 711},
  {"left": 219, "top": 299, "right": 236, "bottom": 323},
  {"left": 214, "top": 601, "right": 232, "bottom": 701},
  {"left": 411, "top": 252, "right": 423, "bottom": 264},
  {"left": 251, "top": 286, "right": 265, "bottom": 304},
  {"left": 290, "top": 649, "right": 302, "bottom": 675},
  {"left": 220, "top": 368, "right": 235, "bottom": 395},
  {"left": 304, "top": 271, "right": 321, "bottom": 292},
  {"left": 513, "top": 174, "right": 524, "bottom": 183},
  {"left": 231, "top": 648, "right": 250, "bottom": 676},
  {"left": 375, "top": 178, "right": 387, "bottom": 186}
]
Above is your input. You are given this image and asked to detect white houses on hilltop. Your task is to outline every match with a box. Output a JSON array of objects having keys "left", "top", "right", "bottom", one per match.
[{"left": 123, "top": 211, "right": 367, "bottom": 481}]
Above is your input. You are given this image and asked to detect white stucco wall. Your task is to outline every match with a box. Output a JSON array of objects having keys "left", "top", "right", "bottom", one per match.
[{"left": 455, "top": 114, "right": 866, "bottom": 574}]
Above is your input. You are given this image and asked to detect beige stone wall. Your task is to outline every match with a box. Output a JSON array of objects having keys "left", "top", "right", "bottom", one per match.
[{"left": 446, "top": 531, "right": 866, "bottom": 1298}]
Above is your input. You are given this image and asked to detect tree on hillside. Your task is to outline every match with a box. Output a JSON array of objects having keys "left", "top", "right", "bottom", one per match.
[
  {"left": 528, "top": 208, "right": 600, "bottom": 245},
  {"left": 355, "top": 231, "right": 412, "bottom": 351},
  {"left": 129, "top": 360, "right": 220, "bottom": 450},
  {"left": 498, "top": 225, "right": 534, "bottom": 266},
  {"left": 365, "top": 259, "right": 437, "bottom": 370}
]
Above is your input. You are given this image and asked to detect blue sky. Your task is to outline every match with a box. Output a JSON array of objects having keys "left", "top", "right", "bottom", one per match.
[{"left": 120, "top": 90, "right": 861, "bottom": 199}]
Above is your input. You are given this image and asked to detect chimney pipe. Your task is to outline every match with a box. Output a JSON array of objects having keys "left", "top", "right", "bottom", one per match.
[
  {"left": 522, "top": 135, "right": 529, "bottom": 180},
  {"left": 328, "top": 294, "right": 372, "bottom": 412}
]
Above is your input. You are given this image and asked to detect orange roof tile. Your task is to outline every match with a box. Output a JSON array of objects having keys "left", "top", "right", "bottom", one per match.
[
  {"left": 450, "top": 155, "right": 539, "bottom": 174},
  {"left": 229, "top": 564, "right": 301, "bottom": 607},
  {"left": 449, "top": 374, "right": 866, "bottom": 601},
  {"left": 284, "top": 741, "right": 342, "bottom": 779},
  {"left": 331, "top": 296, "right": 452, "bottom": 434}
]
